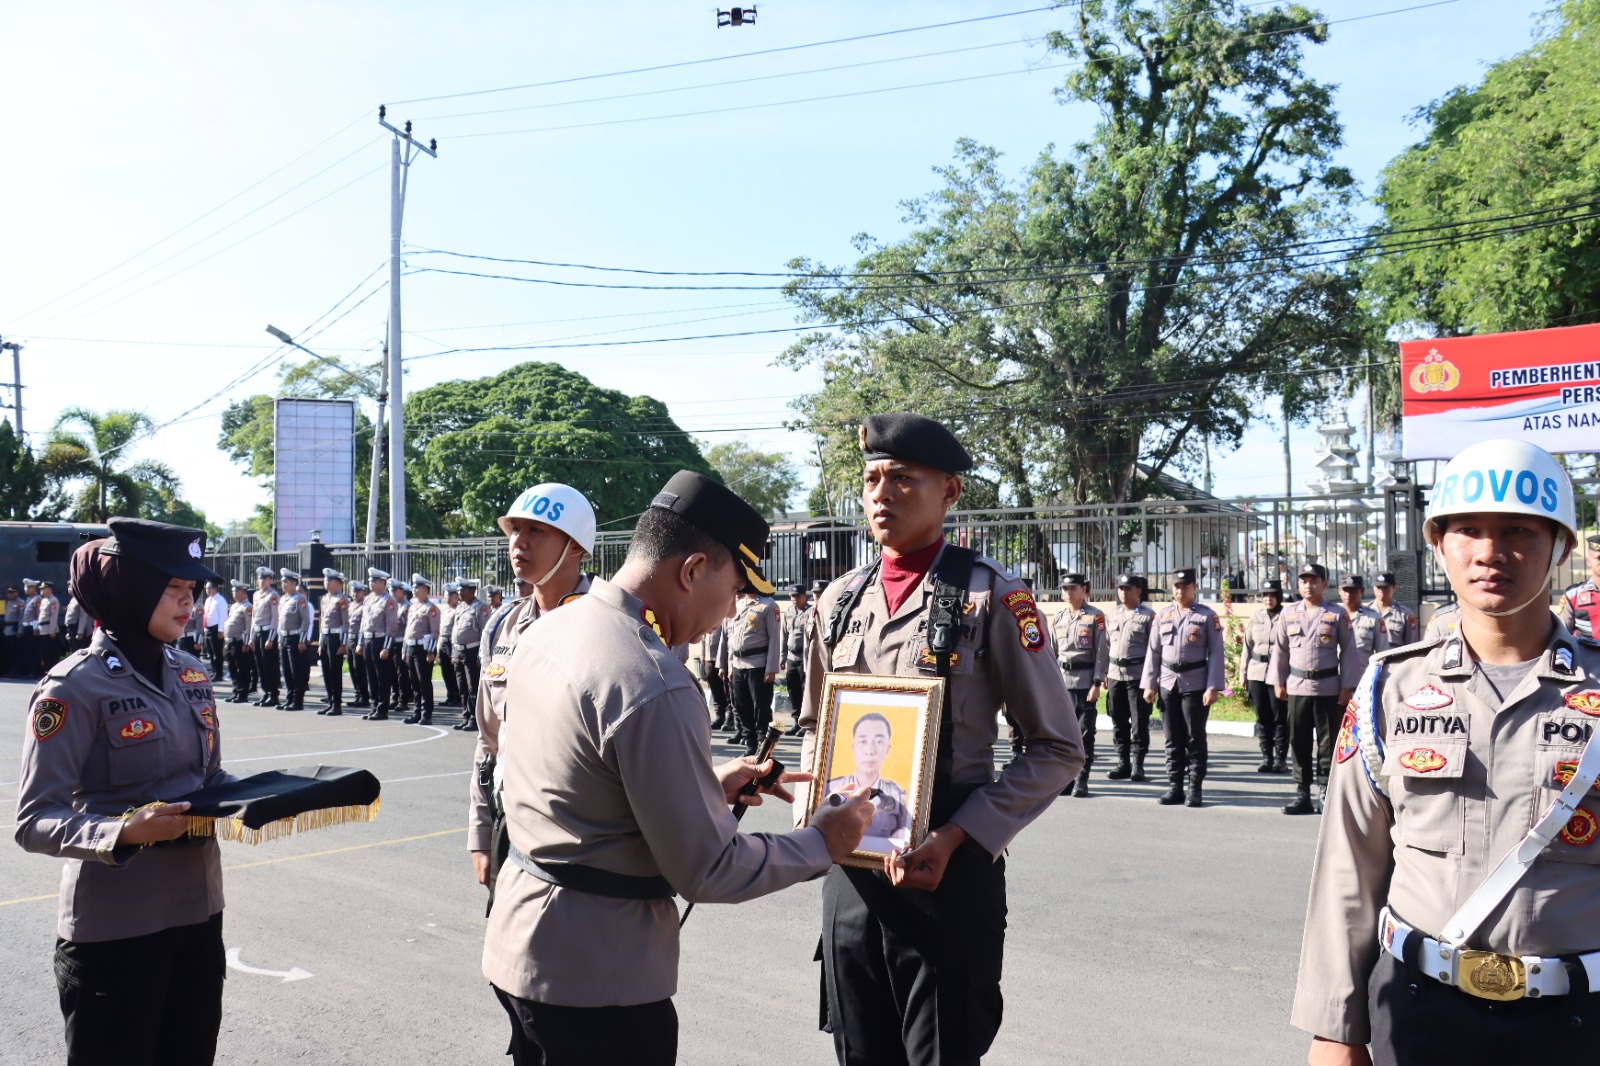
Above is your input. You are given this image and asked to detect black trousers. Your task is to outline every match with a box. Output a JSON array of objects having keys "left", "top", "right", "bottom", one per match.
[
  {"left": 1287, "top": 693, "right": 1342, "bottom": 787},
  {"left": 706, "top": 670, "right": 729, "bottom": 720},
  {"left": 1068, "top": 685, "right": 1095, "bottom": 765},
  {"left": 279, "top": 637, "right": 308, "bottom": 700},
  {"left": 251, "top": 631, "right": 280, "bottom": 695},
  {"left": 364, "top": 643, "right": 392, "bottom": 709},
  {"left": 820, "top": 847, "right": 1006, "bottom": 1066},
  {"left": 54, "top": 912, "right": 225, "bottom": 1066},
  {"left": 1160, "top": 686, "right": 1209, "bottom": 783},
  {"left": 493, "top": 987, "right": 676, "bottom": 1066},
  {"left": 1369, "top": 953, "right": 1600, "bottom": 1065},
  {"left": 730, "top": 667, "right": 773, "bottom": 751},
  {"left": 19, "top": 627, "right": 38, "bottom": 678},
  {"left": 205, "top": 628, "right": 225, "bottom": 680},
  {"left": 350, "top": 646, "right": 370, "bottom": 703},
  {"left": 319, "top": 635, "right": 345, "bottom": 707},
  {"left": 1247, "top": 678, "right": 1288, "bottom": 758},
  {"left": 394, "top": 643, "right": 414, "bottom": 707},
  {"left": 455, "top": 646, "right": 482, "bottom": 720},
  {"left": 404, "top": 646, "right": 434, "bottom": 712},
  {"left": 225, "top": 638, "right": 255, "bottom": 699},
  {"left": 438, "top": 645, "right": 460, "bottom": 703},
  {"left": 1106, "top": 679, "right": 1152, "bottom": 757},
  {"left": 785, "top": 665, "right": 805, "bottom": 721}
]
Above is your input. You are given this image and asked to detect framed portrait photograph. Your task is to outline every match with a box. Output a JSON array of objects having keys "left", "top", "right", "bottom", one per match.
[{"left": 806, "top": 673, "right": 944, "bottom": 869}]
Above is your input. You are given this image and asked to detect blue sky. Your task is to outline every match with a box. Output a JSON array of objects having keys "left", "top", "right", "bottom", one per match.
[{"left": 0, "top": 1, "right": 1551, "bottom": 529}]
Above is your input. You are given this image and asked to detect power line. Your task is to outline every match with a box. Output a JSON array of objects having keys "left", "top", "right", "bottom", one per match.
[{"left": 384, "top": 5, "right": 1066, "bottom": 106}]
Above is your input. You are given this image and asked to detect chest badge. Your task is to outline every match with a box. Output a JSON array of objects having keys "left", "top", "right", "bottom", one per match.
[
  {"left": 484, "top": 662, "right": 507, "bottom": 680},
  {"left": 119, "top": 718, "right": 157, "bottom": 740},
  {"left": 1564, "top": 691, "right": 1600, "bottom": 717},
  {"left": 917, "top": 647, "right": 961, "bottom": 669},
  {"left": 1398, "top": 747, "right": 1447, "bottom": 773},
  {"left": 179, "top": 668, "right": 208, "bottom": 684},
  {"left": 199, "top": 707, "right": 216, "bottom": 727},
  {"left": 1559, "top": 806, "right": 1598, "bottom": 847},
  {"left": 1403, "top": 685, "right": 1454, "bottom": 711}
]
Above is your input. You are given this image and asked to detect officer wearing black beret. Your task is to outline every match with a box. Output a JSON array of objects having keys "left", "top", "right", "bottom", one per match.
[
  {"left": 799, "top": 413, "right": 1083, "bottom": 1065},
  {"left": 1239, "top": 578, "right": 1288, "bottom": 773},
  {"left": 15, "top": 519, "right": 237, "bottom": 1065},
  {"left": 1105, "top": 572, "right": 1156, "bottom": 781}
]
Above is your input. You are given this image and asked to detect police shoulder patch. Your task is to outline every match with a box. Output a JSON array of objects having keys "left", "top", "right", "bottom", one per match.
[
  {"left": 31, "top": 697, "right": 67, "bottom": 741},
  {"left": 1018, "top": 615, "right": 1045, "bottom": 652},
  {"left": 1334, "top": 709, "right": 1358, "bottom": 764}
]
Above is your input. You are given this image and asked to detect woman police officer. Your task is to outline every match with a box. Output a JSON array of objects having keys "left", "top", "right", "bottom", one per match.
[{"left": 15, "top": 518, "right": 236, "bottom": 1066}]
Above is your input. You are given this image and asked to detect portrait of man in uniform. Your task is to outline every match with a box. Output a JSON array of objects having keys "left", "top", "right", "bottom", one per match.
[{"left": 824, "top": 712, "right": 912, "bottom": 852}]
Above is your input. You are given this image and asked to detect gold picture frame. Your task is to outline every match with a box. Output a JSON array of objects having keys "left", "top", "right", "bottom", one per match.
[{"left": 806, "top": 672, "right": 944, "bottom": 869}]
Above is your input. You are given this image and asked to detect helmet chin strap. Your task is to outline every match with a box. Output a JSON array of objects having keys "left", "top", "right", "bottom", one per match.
[
  {"left": 1476, "top": 542, "right": 1559, "bottom": 619},
  {"left": 531, "top": 546, "right": 573, "bottom": 588}
]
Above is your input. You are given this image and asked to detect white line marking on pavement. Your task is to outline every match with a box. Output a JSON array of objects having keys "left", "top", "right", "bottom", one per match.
[
  {"left": 382, "top": 770, "right": 471, "bottom": 784},
  {"left": 224, "top": 725, "right": 452, "bottom": 764},
  {"left": 226, "top": 947, "right": 314, "bottom": 982}
]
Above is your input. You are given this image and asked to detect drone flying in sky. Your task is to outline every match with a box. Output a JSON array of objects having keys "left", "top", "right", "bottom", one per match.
[{"left": 717, "top": 6, "right": 755, "bottom": 27}]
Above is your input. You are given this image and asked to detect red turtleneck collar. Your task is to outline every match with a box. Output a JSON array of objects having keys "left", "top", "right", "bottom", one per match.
[{"left": 880, "top": 539, "right": 944, "bottom": 615}]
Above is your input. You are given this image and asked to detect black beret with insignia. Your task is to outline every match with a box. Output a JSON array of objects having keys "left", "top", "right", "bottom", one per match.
[
  {"left": 859, "top": 413, "right": 972, "bottom": 474},
  {"left": 1587, "top": 533, "right": 1600, "bottom": 550},
  {"left": 1171, "top": 567, "right": 1197, "bottom": 585},
  {"left": 1339, "top": 573, "right": 1365, "bottom": 590},
  {"left": 1374, "top": 571, "right": 1396, "bottom": 587},
  {"left": 1298, "top": 562, "right": 1328, "bottom": 581},
  {"left": 1059, "top": 572, "right": 1088, "bottom": 588},
  {"left": 99, "top": 518, "right": 223, "bottom": 584},
  {"left": 649, "top": 470, "right": 774, "bottom": 595},
  {"left": 1261, "top": 579, "right": 1283, "bottom": 595}
]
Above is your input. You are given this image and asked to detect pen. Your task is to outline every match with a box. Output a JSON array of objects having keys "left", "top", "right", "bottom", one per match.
[{"left": 827, "top": 787, "right": 883, "bottom": 806}]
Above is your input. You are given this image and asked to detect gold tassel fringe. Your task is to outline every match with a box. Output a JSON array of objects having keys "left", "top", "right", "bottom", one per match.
[{"left": 180, "top": 798, "right": 381, "bottom": 845}]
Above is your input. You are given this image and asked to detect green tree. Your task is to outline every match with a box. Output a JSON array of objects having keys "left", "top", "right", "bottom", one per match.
[
  {"left": 141, "top": 484, "right": 218, "bottom": 536},
  {"left": 1366, "top": 0, "right": 1600, "bottom": 340},
  {"left": 405, "top": 362, "right": 714, "bottom": 535},
  {"left": 41, "top": 408, "right": 184, "bottom": 522},
  {"left": 781, "top": 0, "right": 1366, "bottom": 507},
  {"left": 0, "top": 421, "right": 48, "bottom": 520},
  {"left": 703, "top": 441, "right": 802, "bottom": 520}
]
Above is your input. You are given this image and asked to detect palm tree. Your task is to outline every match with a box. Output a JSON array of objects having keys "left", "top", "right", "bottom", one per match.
[{"left": 41, "top": 408, "right": 180, "bottom": 522}]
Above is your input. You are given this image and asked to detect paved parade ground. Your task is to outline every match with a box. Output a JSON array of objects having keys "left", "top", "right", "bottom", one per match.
[{"left": 2, "top": 677, "right": 1323, "bottom": 1065}]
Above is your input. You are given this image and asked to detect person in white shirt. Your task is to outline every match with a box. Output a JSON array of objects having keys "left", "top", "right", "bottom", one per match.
[{"left": 203, "top": 580, "right": 230, "bottom": 680}]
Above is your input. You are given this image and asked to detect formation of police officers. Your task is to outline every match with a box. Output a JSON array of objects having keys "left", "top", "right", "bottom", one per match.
[
  {"left": 209, "top": 566, "right": 496, "bottom": 728},
  {"left": 0, "top": 578, "right": 93, "bottom": 679}
]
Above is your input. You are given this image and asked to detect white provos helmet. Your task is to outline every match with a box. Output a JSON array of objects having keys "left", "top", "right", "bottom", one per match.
[
  {"left": 1423, "top": 438, "right": 1579, "bottom": 552},
  {"left": 498, "top": 482, "right": 596, "bottom": 559}
]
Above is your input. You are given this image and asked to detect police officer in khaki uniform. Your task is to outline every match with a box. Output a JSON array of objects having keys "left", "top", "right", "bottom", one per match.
[
  {"left": 1422, "top": 600, "right": 1460, "bottom": 641},
  {"left": 400, "top": 574, "right": 441, "bottom": 724},
  {"left": 483, "top": 471, "right": 873, "bottom": 1065},
  {"left": 468, "top": 483, "right": 597, "bottom": 903},
  {"left": 451, "top": 579, "right": 491, "bottom": 732},
  {"left": 438, "top": 583, "right": 462, "bottom": 707},
  {"left": 1371, "top": 571, "right": 1418, "bottom": 648},
  {"left": 314, "top": 569, "right": 349, "bottom": 716},
  {"left": 37, "top": 579, "right": 64, "bottom": 671},
  {"left": 391, "top": 582, "right": 414, "bottom": 713},
  {"left": 1271, "top": 563, "right": 1362, "bottom": 815},
  {"left": 1141, "top": 567, "right": 1226, "bottom": 807},
  {"left": 1339, "top": 574, "right": 1390, "bottom": 682},
  {"left": 360, "top": 568, "right": 400, "bottom": 720},
  {"left": 14, "top": 518, "right": 233, "bottom": 1066},
  {"left": 346, "top": 580, "right": 371, "bottom": 709},
  {"left": 20, "top": 577, "right": 41, "bottom": 678},
  {"left": 1105, "top": 573, "right": 1156, "bottom": 781},
  {"left": 1053, "top": 572, "right": 1108, "bottom": 797},
  {"left": 700, "top": 623, "right": 730, "bottom": 731},
  {"left": 781, "top": 583, "right": 812, "bottom": 736},
  {"left": 717, "top": 587, "right": 781, "bottom": 753},
  {"left": 224, "top": 580, "right": 255, "bottom": 703},
  {"left": 1293, "top": 439, "right": 1600, "bottom": 1066},
  {"left": 1558, "top": 532, "right": 1600, "bottom": 641},
  {"left": 798, "top": 413, "right": 1083, "bottom": 1066},
  {"left": 249, "top": 566, "right": 281, "bottom": 706},
  {"left": 276, "top": 570, "right": 313, "bottom": 710},
  {"left": 1240, "top": 578, "right": 1288, "bottom": 773}
]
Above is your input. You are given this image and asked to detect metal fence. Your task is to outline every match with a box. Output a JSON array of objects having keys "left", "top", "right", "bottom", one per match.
[{"left": 214, "top": 476, "right": 1599, "bottom": 604}]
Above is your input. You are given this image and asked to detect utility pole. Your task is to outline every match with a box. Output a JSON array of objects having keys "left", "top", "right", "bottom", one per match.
[
  {"left": 0, "top": 338, "right": 22, "bottom": 437},
  {"left": 377, "top": 105, "right": 437, "bottom": 567},
  {"left": 367, "top": 340, "right": 388, "bottom": 551}
]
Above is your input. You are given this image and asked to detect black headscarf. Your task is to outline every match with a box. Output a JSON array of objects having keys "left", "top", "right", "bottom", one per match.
[{"left": 69, "top": 538, "right": 176, "bottom": 687}]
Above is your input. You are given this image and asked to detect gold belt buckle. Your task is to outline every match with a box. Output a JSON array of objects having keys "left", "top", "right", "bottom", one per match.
[{"left": 1457, "top": 950, "right": 1527, "bottom": 1001}]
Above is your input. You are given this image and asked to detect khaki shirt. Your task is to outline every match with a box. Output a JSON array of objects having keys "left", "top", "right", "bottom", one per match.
[
  {"left": 1268, "top": 601, "right": 1361, "bottom": 696},
  {"left": 718, "top": 596, "right": 781, "bottom": 674},
  {"left": 403, "top": 599, "right": 442, "bottom": 650},
  {"left": 1560, "top": 580, "right": 1598, "bottom": 641},
  {"left": 1292, "top": 627, "right": 1600, "bottom": 1044},
  {"left": 14, "top": 632, "right": 231, "bottom": 941},
  {"left": 37, "top": 595, "right": 61, "bottom": 635},
  {"left": 797, "top": 546, "right": 1083, "bottom": 857},
  {"left": 22, "top": 593, "right": 40, "bottom": 626},
  {"left": 699, "top": 625, "right": 725, "bottom": 681},
  {"left": 347, "top": 598, "right": 367, "bottom": 650},
  {"left": 1140, "top": 602, "right": 1226, "bottom": 694},
  {"left": 1423, "top": 602, "right": 1460, "bottom": 642},
  {"left": 318, "top": 593, "right": 350, "bottom": 642},
  {"left": 782, "top": 604, "right": 812, "bottom": 668},
  {"left": 251, "top": 588, "right": 279, "bottom": 634},
  {"left": 361, "top": 593, "right": 401, "bottom": 645},
  {"left": 468, "top": 576, "right": 591, "bottom": 852},
  {"left": 482, "top": 579, "right": 830, "bottom": 1006},
  {"left": 1347, "top": 604, "right": 1390, "bottom": 681},
  {"left": 1379, "top": 600, "right": 1420, "bottom": 647},
  {"left": 224, "top": 600, "right": 252, "bottom": 641},
  {"left": 1051, "top": 603, "right": 1108, "bottom": 689},
  {"left": 451, "top": 598, "right": 490, "bottom": 648},
  {"left": 1239, "top": 606, "right": 1281, "bottom": 685},
  {"left": 1105, "top": 603, "right": 1155, "bottom": 683},
  {"left": 438, "top": 602, "right": 458, "bottom": 652},
  {"left": 276, "top": 591, "right": 312, "bottom": 639},
  {"left": 822, "top": 773, "right": 910, "bottom": 848},
  {"left": 5, "top": 596, "right": 23, "bottom": 634}
]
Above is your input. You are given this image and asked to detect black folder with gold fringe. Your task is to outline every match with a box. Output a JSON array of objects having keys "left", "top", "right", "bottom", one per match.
[{"left": 169, "top": 765, "right": 381, "bottom": 844}]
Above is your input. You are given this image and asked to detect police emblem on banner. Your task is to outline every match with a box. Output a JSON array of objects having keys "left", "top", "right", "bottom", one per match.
[{"left": 1408, "top": 350, "right": 1461, "bottom": 393}]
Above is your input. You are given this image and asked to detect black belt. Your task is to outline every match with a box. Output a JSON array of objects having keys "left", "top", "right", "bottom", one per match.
[
  {"left": 1169, "top": 659, "right": 1207, "bottom": 673},
  {"left": 1059, "top": 656, "right": 1095, "bottom": 669},
  {"left": 1251, "top": 652, "right": 1271, "bottom": 662},
  {"left": 1113, "top": 656, "right": 1144, "bottom": 667},
  {"left": 1291, "top": 667, "right": 1339, "bottom": 680},
  {"left": 507, "top": 845, "right": 674, "bottom": 900}
]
